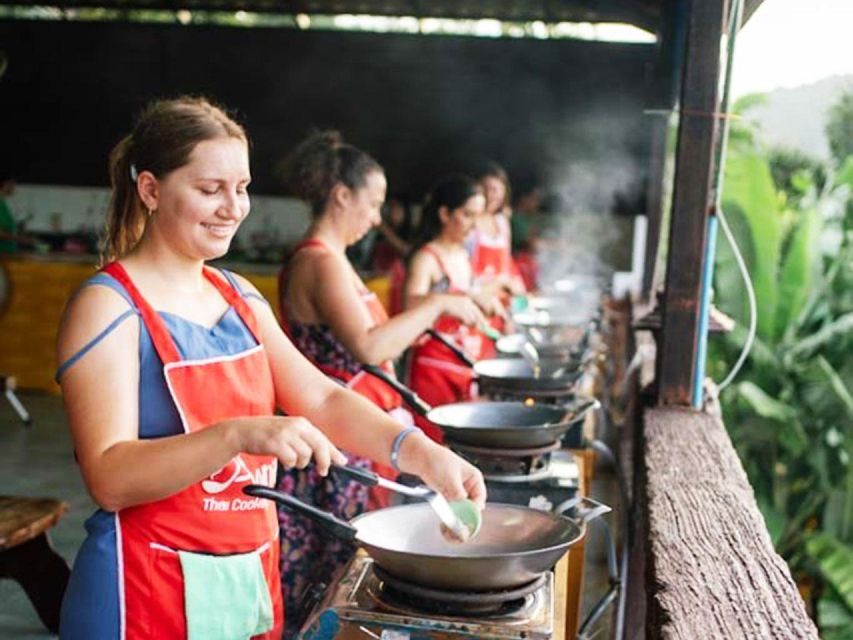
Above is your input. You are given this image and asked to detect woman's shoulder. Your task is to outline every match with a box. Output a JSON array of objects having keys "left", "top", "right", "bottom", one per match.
[{"left": 56, "top": 274, "right": 139, "bottom": 367}]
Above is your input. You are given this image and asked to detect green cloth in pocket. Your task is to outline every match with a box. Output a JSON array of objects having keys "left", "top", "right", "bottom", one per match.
[{"left": 178, "top": 549, "right": 273, "bottom": 640}]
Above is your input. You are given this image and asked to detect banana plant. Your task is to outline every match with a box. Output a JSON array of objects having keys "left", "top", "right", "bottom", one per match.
[{"left": 708, "top": 102, "right": 853, "bottom": 634}]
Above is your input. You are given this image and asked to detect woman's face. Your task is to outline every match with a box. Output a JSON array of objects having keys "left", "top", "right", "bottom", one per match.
[
  {"left": 146, "top": 137, "right": 251, "bottom": 261},
  {"left": 441, "top": 193, "right": 484, "bottom": 243},
  {"left": 481, "top": 175, "right": 507, "bottom": 215},
  {"left": 345, "top": 170, "right": 387, "bottom": 245}
]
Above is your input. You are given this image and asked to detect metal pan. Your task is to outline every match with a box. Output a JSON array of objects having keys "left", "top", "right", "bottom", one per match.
[
  {"left": 245, "top": 485, "right": 609, "bottom": 591},
  {"left": 363, "top": 364, "right": 598, "bottom": 448},
  {"left": 424, "top": 329, "right": 589, "bottom": 392}
]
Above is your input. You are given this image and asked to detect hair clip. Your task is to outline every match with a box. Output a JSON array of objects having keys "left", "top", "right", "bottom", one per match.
[{"left": 129, "top": 164, "right": 139, "bottom": 182}]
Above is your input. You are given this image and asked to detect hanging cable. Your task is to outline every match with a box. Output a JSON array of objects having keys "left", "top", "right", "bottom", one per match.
[{"left": 716, "top": 205, "right": 757, "bottom": 391}]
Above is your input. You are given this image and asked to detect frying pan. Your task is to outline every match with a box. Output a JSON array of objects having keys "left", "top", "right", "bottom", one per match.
[
  {"left": 245, "top": 485, "right": 609, "bottom": 590},
  {"left": 363, "top": 363, "right": 598, "bottom": 448},
  {"left": 424, "top": 329, "right": 589, "bottom": 392}
]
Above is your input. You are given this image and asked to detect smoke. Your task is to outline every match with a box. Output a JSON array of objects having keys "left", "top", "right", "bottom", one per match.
[{"left": 533, "top": 113, "right": 646, "bottom": 294}]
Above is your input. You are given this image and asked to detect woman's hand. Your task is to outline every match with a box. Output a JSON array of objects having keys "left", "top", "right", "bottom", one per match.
[
  {"left": 224, "top": 416, "right": 348, "bottom": 476},
  {"left": 436, "top": 293, "right": 487, "bottom": 328},
  {"left": 471, "top": 290, "right": 506, "bottom": 320},
  {"left": 397, "top": 432, "right": 487, "bottom": 508}
]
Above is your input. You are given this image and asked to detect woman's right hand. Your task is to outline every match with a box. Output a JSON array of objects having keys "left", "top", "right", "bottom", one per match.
[
  {"left": 224, "top": 416, "right": 348, "bottom": 476},
  {"left": 436, "top": 294, "right": 486, "bottom": 327}
]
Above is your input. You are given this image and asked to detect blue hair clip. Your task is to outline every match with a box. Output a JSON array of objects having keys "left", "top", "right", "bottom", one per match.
[{"left": 129, "top": 164, "right": 139, "bottom": 182}]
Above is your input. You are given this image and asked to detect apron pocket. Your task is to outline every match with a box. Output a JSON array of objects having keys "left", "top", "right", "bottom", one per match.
[
  {"left": 148, "top": 543, "right": 274, "bottom": 640},
  {"left": 179, "top": 548, "right": 274, "bottom": 640}
]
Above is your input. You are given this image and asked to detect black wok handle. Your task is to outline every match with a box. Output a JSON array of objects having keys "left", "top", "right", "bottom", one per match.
[
  {"left": 564, "top": 397, "right": 601, "bottom": 422},
  {"left": 329, "top": 464, "right": 379, "bottom": 487},
  {"left": 425, "top": 328, "right": 476, "bottom": 368},
  {"left": 360, "top": 364, "right": 433, "bottom": 417},
  {"left": 243, "top": 485, "right": 357, "bottom": 542}
]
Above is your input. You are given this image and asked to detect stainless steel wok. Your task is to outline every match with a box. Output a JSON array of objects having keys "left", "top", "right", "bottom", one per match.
[
  {"left": 362, "top": 364, "right": 598, "bottom": 448},
  {"left": 245, "top": 485, "right": 609, "bottom": 591}
]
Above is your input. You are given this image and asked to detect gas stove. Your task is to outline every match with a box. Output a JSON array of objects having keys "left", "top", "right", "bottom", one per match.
[
  {"left": 299, "top": 555, "right": 555, "bottom": 639},
  {"left": 477, "top": 449, "right": 580, "bottom": 511}
]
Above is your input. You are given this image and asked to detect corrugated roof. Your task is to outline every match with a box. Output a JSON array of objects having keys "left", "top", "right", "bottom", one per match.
[{"left": 0, "top": 0, "right": 663, "bottom": 30}]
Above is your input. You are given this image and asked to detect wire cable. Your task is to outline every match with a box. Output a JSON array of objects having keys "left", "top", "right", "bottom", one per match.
[{"left": 715, "top": 205, "right": 757, "bottom": 391}]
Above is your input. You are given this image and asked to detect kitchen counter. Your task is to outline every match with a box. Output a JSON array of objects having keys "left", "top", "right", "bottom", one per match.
[{"left": 0, "top": 254, "right": 390, "bottom": 392}]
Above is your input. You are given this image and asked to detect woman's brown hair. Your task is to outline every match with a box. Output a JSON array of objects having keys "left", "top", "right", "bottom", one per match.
[
  {"left": 103, "top": 96, "right": 247, "bottom": 262},
  {"left": 281, "top": 130, "right": 382, "bottom": 216}
]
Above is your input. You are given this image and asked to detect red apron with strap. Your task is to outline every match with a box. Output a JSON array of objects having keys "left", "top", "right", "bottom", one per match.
[
  {"left": 102, "top": 262, "right": 283, "bottom": 639},
  {"left": 469, "top": 221, "right": 517, "bottom": 353},
  {"left": 407, "top": 246, "right": 486, "bottom": 441}
]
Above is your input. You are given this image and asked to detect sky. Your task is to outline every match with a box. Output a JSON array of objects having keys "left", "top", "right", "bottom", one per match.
[{"left": 732, "top": 0, "right": 853, "bottom": 98}]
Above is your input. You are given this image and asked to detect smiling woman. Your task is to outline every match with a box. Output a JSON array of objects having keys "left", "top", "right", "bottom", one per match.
[{"left": 54, "top": 98, "right": 486, "bottom": 640}]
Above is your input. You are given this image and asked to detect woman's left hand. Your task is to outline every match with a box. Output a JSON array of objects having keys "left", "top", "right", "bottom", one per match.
[{"left": 397, "top": 432, "right": 487, "bottom": 508}]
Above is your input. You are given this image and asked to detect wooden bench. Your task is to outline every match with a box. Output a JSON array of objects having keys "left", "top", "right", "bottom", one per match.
[{"left": 0, "top": 496, "right": 70, "bottom": 633}]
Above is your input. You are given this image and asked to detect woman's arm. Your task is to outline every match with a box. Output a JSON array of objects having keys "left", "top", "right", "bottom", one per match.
[
  {"left": 403, "top": 249, "right": 440, "bottom": 309},
  {"left": 306, "top": 251, "right": 482, "bottom": 364},
  {"left": 239, "top": 275, "right": 487, "bottom": 506},
  {"left": 57, "top": 286, "right": 345, "bottom": 512}
]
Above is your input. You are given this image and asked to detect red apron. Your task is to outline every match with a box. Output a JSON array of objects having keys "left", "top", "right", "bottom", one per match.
[
  {"left": 469, "top": 218, "right": 518, "bottom": 355},
  {"left": 103, "top": 262, "right": 283, "bottom": 639},
  {"left": 407, "top": 246, "right": 486, "bottom": 442},
  {"left": 278, "top": 240, "right": 405, "bottom": 503}
]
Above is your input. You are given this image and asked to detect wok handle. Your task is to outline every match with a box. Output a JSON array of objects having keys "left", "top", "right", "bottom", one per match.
[
  {"left": 564, "top": 397, "right": 601, "bottom": 422},
  {"left": 360, "top": 364, "right": 432, "bottom": 417},
  {"left": 330, "top": 464, "right": 379, "bottom": 486},
  {"left": 243, "top": 485, "right": 357, "bottom": 542},
  {"left": 425, "top": 329, "right": 476, "bottom": 368}
]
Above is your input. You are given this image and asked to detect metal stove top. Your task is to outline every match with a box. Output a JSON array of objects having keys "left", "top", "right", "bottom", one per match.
[
  {"left": 483, "top": 450, "right": 580, "bottom": 512},
  {"left": 300, "top": 555, "right": 555, "bottom": 639}
]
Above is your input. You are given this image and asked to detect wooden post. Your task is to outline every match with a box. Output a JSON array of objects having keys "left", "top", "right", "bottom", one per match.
[{"left": 657, "top": 0, "right": 727, "bottom": 406}]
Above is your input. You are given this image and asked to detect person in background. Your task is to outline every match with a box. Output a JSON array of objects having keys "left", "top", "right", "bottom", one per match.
[
  {"left": 404, "top": 175, "right": 503, "bottom": 441},
  {"left": 55, "top": 99, "right": 485, "bottom": 640},
  {"left": 510, "top": 182, "right": 543, "bottom": 291},
  {"left": 370, "top": 195, "right": 413, "bottom": 272},
  {"left": 0, "top": 172, "right": 36, "bottom": 253},
  {"left": 468, "top": 161, "right": 526, "bottom": 297},
  {"left": 277, "top": 131, "right": 486, "bottom": 636},
  {"left": 371, "top": 195, "right": 414, "bottom": 315}
]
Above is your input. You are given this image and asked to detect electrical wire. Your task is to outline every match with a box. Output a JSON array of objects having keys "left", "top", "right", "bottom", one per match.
[{"left": 715, "top": 205, "right": 757, "bottom": 391}]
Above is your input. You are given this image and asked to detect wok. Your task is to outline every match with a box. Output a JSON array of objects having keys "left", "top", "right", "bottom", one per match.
[
  {"left": 363, "top": 363, "right": 598, "bottom": 448},
  {"left": 425, "top": 329, "right": 590, "bottom": 392},
  {"left": 245, "top": 485, "right": 609, "bottom": 590}
]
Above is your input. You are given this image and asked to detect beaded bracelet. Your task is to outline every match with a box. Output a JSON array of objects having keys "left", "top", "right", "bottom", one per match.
[{"left": 390, "top": 426, "right": 421, "bottom": 473}]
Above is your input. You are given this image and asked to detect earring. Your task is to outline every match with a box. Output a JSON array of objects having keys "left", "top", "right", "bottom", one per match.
[{"left": 147, "top": 208, "right": 154, "bottom": 217}]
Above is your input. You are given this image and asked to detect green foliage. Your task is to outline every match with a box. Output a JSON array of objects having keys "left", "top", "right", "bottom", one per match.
[
  {"left": 711, "top": 100, "right": 853, "bottom": 635},
  {"left": 827, "top": 91, "right": 853, "bottom": 166}
]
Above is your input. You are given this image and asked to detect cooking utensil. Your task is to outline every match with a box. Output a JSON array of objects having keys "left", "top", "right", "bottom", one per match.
[
  {"left": 362, "top": 364, "right": 598, "bottom": 448},
  {"left": 245, "top": 484, "right": 609, "bottom": 590},
  {"left": 330, "top": 464, "right": 476, "bottom": 542}
]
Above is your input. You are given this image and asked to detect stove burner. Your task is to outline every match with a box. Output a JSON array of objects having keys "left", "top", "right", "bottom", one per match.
[
  {"left": 481, "top": 385, "right": 580, "bottom": 405},
  {"left": 450, "top": 441, "right": 560, "bottom": 481},
  {"left": 371, "top": 565, "right": 546, "bottom": 617}
]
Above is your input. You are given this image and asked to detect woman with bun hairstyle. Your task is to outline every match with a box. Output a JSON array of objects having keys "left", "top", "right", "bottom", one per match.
[
  {"left": 55, "top": 100, "right": 485, "bottom": 639},
  {"left": 404, "top": 175, "right": 503, "bottom": 441},
  {"left": 277, "top": 131, "right": 486, "bottom": 635}
]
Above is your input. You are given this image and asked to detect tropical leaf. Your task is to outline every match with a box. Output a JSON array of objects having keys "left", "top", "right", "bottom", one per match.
[
  {"left": 787, "top": 313, "right": 853, "bottom": 363},
  {"left": 805, "top": 532, "right": 853, "bottom": 611},
  {"left": 776, "top": 208, "right": 822, "bottom": 340},
  {"left": 721, "top": 151, "right": 783, "bottom": 341}
]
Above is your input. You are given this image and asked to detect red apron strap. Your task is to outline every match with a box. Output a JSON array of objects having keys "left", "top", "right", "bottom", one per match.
[
  {"left": 422, "top": 244, "right": 467, "bottom": 294},
  {"left": 203, "top": 268, "right": 264, "bottom": 344},
  {"left": 101, "top": 262, "right": 181, "bottom": 365}
]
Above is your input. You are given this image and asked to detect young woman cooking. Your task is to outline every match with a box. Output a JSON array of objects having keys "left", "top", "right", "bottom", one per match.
[
  {"left": 276, "top": 131, "right": 486, "bottom": 635},
  {"left": 466, "top": 162, "right": 527, "bottom": 357},
  {"left": 404, "top": 175, "right": 504, "bottom": 441},
  {"left": 55, "top": 99, "right": 485, "bottom": 640}
]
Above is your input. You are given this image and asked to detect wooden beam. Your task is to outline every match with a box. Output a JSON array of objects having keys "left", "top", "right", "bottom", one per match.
[
  {"left": 657, "top": 0, "right": 726, "bottom": 406},
  {"left": 642, "top": 406, "right": 819, "bottom": 638}
]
